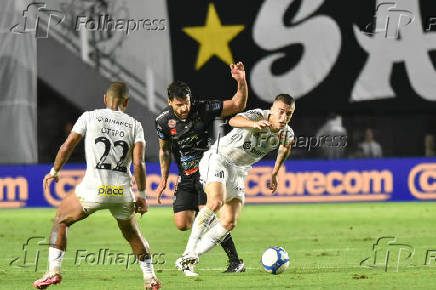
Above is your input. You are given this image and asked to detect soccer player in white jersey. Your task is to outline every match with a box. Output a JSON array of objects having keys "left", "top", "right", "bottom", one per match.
[
  {"left": 176, "top": 94, "right": 295, "bottom": 274},
  {"left": 33, "top": 83, "right": 161, "bottom": 290}
]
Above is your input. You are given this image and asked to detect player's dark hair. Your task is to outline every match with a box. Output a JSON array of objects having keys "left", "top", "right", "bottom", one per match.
[
  {"left": 107, "top": 82, "right": 129, "bottom": 99},
  {"left": 167, "top": 81, "right": 192, "bottom": 101},
  {"left": 274, "top": 94, "right": 295, "bottom": 105}
]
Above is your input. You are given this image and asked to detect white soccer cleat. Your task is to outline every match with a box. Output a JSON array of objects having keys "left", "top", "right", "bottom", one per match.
[
  {"left": 175, "top": 254, "right": 199, "bottom": 276},
  {"left": 184, "top": 265, "right": 199, "bottom": 277},
  {"left": 182, "top": 253, "right": 199, "bottom": 265}
]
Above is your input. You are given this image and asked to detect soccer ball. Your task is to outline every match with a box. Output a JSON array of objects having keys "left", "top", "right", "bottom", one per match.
[{"left": 261, "top": 247, "right": 290, "bottom": 274}]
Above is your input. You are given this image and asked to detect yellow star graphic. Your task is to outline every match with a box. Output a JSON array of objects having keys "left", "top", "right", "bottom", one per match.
[{"left": 183, "top": 3, "right": 244, "bottom": 70}]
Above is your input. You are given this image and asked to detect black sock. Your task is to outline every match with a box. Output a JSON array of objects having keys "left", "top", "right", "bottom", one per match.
[{"left": 220, "top": 233, "right": 240, "bottom": 263}]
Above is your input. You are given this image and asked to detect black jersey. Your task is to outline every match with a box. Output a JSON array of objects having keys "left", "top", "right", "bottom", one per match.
[{"left": 155, "top": 100, "right": 223, "bottom": 177}]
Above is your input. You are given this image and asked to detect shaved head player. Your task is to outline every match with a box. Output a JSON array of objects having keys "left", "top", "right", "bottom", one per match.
[
  {"left": 155, "top": 62, "right": 248, "bottom": 275},
  {"left": 178, "top": 94, "right": 296, "bottom": 275},
  {"left": 33, "top": 83, "right": 161, "bottom": 290}
]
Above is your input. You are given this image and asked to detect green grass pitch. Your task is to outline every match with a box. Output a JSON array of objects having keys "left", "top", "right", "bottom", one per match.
[{"left": 1, "top": 203, "right": 436, "bottom": 289}]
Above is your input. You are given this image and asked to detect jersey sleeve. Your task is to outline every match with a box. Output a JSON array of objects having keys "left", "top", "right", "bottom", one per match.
[
  {"left": 237, "top": 109, "right": 264, "bottom": 122},
  {"left": 155, "top": 117, "right": 169, "bottom": 140},
  {"left": 134, "top": 121, "right": 146, "bottom": 144},
  {"left": 71, "top": 111, "right": 88, "bottom": 136}
]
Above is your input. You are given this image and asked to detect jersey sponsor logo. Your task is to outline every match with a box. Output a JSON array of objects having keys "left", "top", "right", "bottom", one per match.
[
  {"left": 0, "top": 177, "right": 28, "bottom": 208},
  {"left": 185, "top": 168, "right": 199, "bottom": 175},
  {"left": 96, "top": 117, "right": 133, "bottom": 128},
  {"left": 97, "top": 185, "right": 124, "bottom": 197},
  {"left": 250, "top": 147, "right": 264, "bottom": 156},
  {"left": 408, "top": 163, "right": 436, "bottom": 199},
  {"left": 168, "top": 119, "right": 176, "bottom": 128},
  {"left": 245, "top": 109, "right": 262, "bottom": 115},
  {"left": 170, "top": 129, "right": 177, "bottom": 135}
]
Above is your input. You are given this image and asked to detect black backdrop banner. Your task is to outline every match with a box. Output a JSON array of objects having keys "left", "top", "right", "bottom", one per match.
[{"left": 167, "top": 0, "right": 436, "bottom": 114}]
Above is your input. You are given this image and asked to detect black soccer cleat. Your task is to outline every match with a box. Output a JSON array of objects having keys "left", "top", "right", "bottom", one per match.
[{"left": 223, "top": 259, "right": 246, "bottom": 273}]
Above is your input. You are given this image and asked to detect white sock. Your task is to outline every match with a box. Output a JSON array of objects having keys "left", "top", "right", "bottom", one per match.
[
  {"left": 139, "top": 259, "right": 155, "bottom": 280},
  {"left": 208, "top": 213, "right": 219, "bottom": 229},
  {"left": 48, "top": 247, "right": 65, "bottom": 272},
  {"left": 184, "top": 207, "right": 214, "bottom": 255},
  {"left": 196, "top": 223, "right": 229, "bottom": 255}
]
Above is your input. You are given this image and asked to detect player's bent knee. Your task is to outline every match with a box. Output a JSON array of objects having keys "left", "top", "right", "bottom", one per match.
[
  {"left": 175, "top": 222, "right": 192, "bottom": 231},
  {"left": 221, "top": 219, "right": 237, "bottom": 231},
  {"left": 207, "top": 199, "right": 224, "bottom": 211}
]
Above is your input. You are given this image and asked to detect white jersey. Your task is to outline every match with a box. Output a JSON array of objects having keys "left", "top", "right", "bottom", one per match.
[
  {"left": 211, "top": 109, "right": 295, "bottom": 167},
  {"left": 72, "top": 109, "right": 145, "bottom": 203}
]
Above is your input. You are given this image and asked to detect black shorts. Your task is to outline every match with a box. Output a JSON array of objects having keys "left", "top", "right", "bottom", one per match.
[{"left": 173, "top": 174, "right": 207, "bottom": 213}]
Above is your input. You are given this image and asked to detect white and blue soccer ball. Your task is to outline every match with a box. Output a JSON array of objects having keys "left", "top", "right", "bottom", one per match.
[{"left": 261, "top": 247, "right": 290, "bottom": 274}]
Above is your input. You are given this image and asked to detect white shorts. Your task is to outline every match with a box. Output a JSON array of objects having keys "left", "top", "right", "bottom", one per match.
[
  {"left": 199, "top": 150, "right": 250, "bottom": 204},
  {"left": 76, "top": 195, "right": 135, "bottom": 220}
]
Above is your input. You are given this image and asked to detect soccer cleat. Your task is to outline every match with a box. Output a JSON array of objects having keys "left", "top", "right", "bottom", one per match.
[
  {"left": 223, "top": 259, "right": 246, "bottom": 273},
  {"left": 144, "top": 276, "right": 162, "bottom": 290},
  {"left": 33, "top": 271, "right": 62, "bottom": 289},
  {"left": 175, "top": 255, "right": 199, "bottom": 276}
]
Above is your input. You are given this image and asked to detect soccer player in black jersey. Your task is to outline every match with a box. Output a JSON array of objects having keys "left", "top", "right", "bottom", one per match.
[{"left": 155, "top": 62, "right": 248, "bottom": 275}]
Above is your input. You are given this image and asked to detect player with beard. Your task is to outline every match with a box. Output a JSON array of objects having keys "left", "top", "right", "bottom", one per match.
[{"left": 155, "top": 62, "right": 248, "bottom": 275}]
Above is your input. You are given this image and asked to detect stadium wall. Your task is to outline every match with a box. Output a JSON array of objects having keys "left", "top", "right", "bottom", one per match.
[{"left": 0, "top": 157, "right": 435, "bottom": 208}]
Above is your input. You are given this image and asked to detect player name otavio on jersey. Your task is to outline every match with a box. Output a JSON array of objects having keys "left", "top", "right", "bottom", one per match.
[
  {"left": 155, "top": 100, "right": 223, "bottom": 177},
  {"left": 213, "top": 109, "right": 295, "bottom": 167},
  {"left": 72, "top": 109, "right": 145, "bottom": 203}
]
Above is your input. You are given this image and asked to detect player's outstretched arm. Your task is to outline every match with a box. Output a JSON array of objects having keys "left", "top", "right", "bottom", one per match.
[
  {"left": 53, "top": 132, "right": 83, "bottom": 171},
  {"left": 133, "top": 141, "right": 148, "bottom": 216},
  {"left": 43, "top": 132, "right": 83, "bottom": 191},
  {"left": 229, "top": 115, "right": 271, "bottom": 130},
  {"left": 269, "top": 144, "right": 292, "bottom": 193},
  {"left": 221, "top": 62, "right": 248, "bottom": 117},
  {"left": 156, "top": 138, "right": 172, "bottom": 204}
]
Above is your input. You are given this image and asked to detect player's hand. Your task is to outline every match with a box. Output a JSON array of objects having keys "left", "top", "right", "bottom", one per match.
[
  {"left": 156, "top": 178, "right": 167, "bottom": 204},
  {"left": 230, "top": 61, "right": 245, "bottom": 82},
  {"left": 135, "top": 197, "right": 148, "bottom": 217},
  {"left": 268, "top": 173, "right": 278, "bottom": 193},
  {"left": 43, "top": 173, "right": 59, "bottom": 193},
  {"left": 253, "top": 120, "right": 271, "bottom": 130}
]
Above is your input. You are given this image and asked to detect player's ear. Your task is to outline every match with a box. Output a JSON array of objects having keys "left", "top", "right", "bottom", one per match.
[
  {"left": 124, "top": 97, "right": 129, "bottom": 108},
  {"left": 104, "top": 94, "right": 108, "bottom": 105}
]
